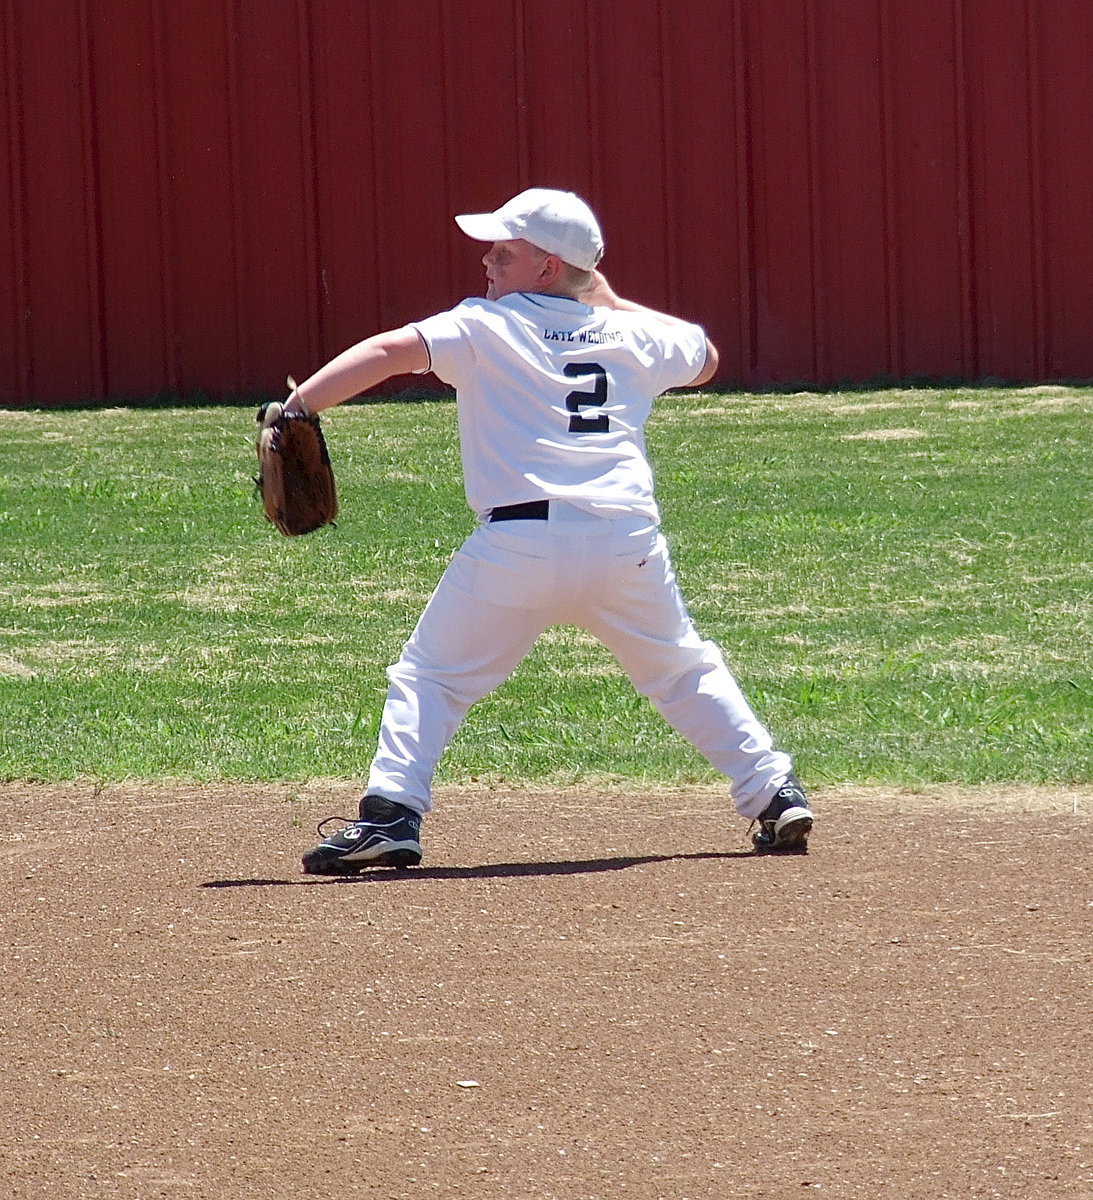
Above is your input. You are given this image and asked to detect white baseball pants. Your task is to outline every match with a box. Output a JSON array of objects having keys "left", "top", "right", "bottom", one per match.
[{"left": 366, "top": 502, "right": 793, "bottom": 818}]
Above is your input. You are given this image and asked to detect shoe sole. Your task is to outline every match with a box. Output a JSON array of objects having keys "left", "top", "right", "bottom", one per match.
[
  {"left": 302, "top": 844, "right": 422, "bottom": 875},
  {"left": 753, "top": 812, "right": 813, "bottom": 855}
]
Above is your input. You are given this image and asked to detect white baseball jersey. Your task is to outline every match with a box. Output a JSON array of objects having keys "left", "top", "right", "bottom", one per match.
[{"left": 410, "top": 292, "right": 708, "bottom": 521}]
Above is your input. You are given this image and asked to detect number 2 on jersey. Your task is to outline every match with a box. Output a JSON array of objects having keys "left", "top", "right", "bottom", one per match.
[{"left": 564, "top": 362, "right": 609, "bottom": 433}]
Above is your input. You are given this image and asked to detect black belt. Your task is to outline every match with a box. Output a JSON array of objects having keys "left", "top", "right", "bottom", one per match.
[{"left": 489, "top": 500, "right": 550, "bottom": 523}]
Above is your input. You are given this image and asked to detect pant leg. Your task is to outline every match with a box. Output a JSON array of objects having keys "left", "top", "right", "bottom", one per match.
[
  {"left": 368, "top": 512, "right": 791, "bottom": 818},
  {"left": 575, "top": 523, "right": 792, "bottom": 816},
  {"left": 366, "top": 524, "right": 552, "bottom": 813}
]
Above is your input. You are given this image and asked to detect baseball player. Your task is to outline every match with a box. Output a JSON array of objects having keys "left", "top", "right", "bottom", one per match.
[{"left": 287, "top": 188, "right": 813, "bottom": 872}]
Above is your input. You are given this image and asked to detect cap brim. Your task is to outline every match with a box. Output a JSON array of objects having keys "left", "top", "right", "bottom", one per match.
[{"left": 454, "top": 212, "right": 513, "bottom": 242}]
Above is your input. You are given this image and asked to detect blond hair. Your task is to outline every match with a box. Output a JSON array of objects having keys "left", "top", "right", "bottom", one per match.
[{"left": 557, "top": 261, "right": 594, "bottom": 298}]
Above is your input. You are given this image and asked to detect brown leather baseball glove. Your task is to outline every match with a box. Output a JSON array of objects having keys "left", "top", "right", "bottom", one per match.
[{"left": 255, "top": 394, "right": 338, "bottom": 536}]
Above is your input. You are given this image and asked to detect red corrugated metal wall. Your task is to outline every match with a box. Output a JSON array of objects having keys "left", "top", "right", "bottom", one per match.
[{"left": 4, "top": 0, "right": 1092, "bottom": 404}]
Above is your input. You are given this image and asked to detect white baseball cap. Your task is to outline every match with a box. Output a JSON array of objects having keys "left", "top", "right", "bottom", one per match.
[{"left": 455, "top": 188, "right": 604, "bottom": 271}]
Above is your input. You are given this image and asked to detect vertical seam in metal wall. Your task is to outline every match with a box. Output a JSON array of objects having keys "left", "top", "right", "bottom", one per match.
[
  {"left": 732, "top": 0, "right": 757, "bottom": 384},
  {"left": 437, "top": 1, "right": 457, "bottom": 300},
  {"left": 4, "top": 0, "right": 31, "bottom": 401},
  {"left": 78, "top": 0, "right": 107, "bottom": 399},
  {"left": 877, "top": 0, "right": 901, "bottom": 379},
  {"left": 1024, "top": 0, "right": 1047, "bottom": 378},
  {"left": 225, "top": 0, "right": 246, "bottom": 391},
  {"left": 149, "top": 0, "right": 179, "bottom": 394},
  {"left": 513, "top": 0, "right": 530, "bottom": 187},
  {"left": 952, "top": 0, "right": 978, "bottom": 379},
  {"left": 803, "top": 0, "right": 824, "bottom": 384},
  {"left": 584, "top": 2, "right": 600, "bottom": 210},
  {"left": 297, "top": 0, "right": 322, "bottom": 367},
  {"left": 657, "top": 0, "right": 678, "bottom": 315},
  {"left": 365, "top": 4, "right": 384, "bottom": 332}
]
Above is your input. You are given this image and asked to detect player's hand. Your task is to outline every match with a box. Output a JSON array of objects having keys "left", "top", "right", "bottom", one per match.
[
  {"left": 580, "top": 270, "right": 620, "bottom": 309},
  {"left": 582, "top": 272, "right": 706, "bottom": 338}
]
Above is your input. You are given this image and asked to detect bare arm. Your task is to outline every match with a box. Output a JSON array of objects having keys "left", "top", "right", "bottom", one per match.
[
  {"left": 580, "top": 270, "right": 719, "bottom": 386},
  {"left": 286, "top": 326, "right": 430, "bottom": 415}
]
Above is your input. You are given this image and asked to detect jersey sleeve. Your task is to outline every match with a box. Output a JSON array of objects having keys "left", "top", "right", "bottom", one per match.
[
  {"left": 408, "top": 304, "right": 478, "bottom": 387},
  {"left": 645, "top": 319, "right": 710, "bottom": 393}
]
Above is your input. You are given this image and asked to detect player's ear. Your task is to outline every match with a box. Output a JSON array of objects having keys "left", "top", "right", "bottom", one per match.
[{"left": 539, "top": 254, "right": 564, "bottom": 286}]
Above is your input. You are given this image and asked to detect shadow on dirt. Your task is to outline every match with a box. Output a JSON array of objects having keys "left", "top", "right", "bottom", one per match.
[{"left": 200, "top": 848, "right": 762, "bottom": 888}]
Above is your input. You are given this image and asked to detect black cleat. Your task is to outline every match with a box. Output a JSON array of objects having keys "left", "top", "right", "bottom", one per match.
[
  {"left": 302, "top": 795, "right": 423, "bottom": 874},
  {"left": 751, "top": 775, "right": 813, "bottom": 855}
]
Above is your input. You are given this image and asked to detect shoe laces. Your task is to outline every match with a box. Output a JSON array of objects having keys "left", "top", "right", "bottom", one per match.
[
  {"left": 743, "top": 810, "right": 782, "bottom": 847},
  {"left": 315, "top": 815, "right": 358, "bottom": 837}
]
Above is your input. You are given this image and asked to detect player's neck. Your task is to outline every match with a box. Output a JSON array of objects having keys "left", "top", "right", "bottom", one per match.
[{"left": 529, "top": 285, "right": 585, "bottom": 302}]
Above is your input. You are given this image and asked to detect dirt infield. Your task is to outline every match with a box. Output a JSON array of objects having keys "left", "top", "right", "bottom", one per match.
[{"left": 3, "top": 782, "right": 1090, "bottom": 1199}]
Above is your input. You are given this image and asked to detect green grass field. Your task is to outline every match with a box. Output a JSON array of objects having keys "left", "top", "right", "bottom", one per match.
[{"left": 0, "top": 386, "right": 1089, "bottom": 786}]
